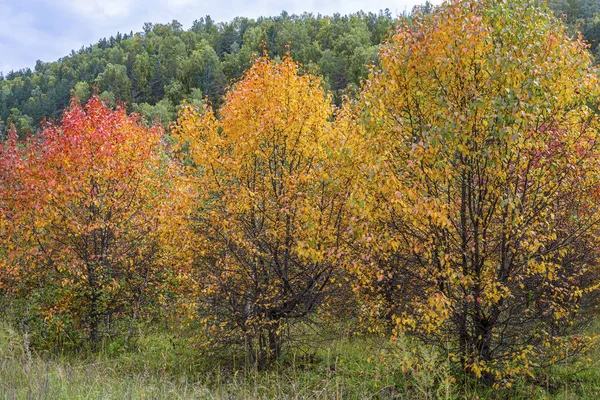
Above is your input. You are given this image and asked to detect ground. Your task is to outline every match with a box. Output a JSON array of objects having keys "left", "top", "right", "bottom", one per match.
[{"left": 1, "top": 321, "right": 599, "bottom": 399}]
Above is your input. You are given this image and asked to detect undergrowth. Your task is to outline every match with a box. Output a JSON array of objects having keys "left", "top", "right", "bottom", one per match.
[{"left": 1, "top": 321, "right": 599, "bottom": 399}]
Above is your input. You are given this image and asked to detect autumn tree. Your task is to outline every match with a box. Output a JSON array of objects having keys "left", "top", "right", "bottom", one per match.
[
  {"left": 347, "top": 0, "right": 600, "bottom": 383},
  {"left": 173, "top": 56, "right": 352, "bottom": 367},
  {"left": 0, "top": 97, "right": 189, "bottom": 349}
]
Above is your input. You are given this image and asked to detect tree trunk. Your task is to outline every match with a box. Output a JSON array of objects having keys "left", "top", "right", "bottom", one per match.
[
  {"left": 268, "top": 320, "right": 281, "bottom": 363},
  {"left": 473, "top": 314, "right": 494, "bottom": 385},
  {"left": 87, "top": 263, "right": 101, "bottom": 351}
]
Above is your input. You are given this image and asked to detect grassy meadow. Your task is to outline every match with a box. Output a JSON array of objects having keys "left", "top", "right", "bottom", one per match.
[{"left": 1, "top": 321, "right": 600, "bottom": 399}]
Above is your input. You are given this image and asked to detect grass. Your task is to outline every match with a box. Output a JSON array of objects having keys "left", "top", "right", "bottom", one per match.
[{"left": 1, "top": 321, "right": 600, "bottom": 399}]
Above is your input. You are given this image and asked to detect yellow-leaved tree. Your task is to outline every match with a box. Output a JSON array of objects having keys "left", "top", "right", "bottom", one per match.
[
  {"left": 173, "top": 55, "right": 353, "bottom": 367},
  {"left": 346, "top": 0, "right": 600, "bottom": 383}
]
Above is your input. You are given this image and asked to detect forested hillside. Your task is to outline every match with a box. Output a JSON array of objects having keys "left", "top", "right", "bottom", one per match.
[
  {"left": 0, "top": 8, "right": 402, "bottom": 138},
  {"left": 549, "top": 0, "right": 600, "bottom": 53},
  {"left": 0, "top": 0, "right": 595, "bottom": 139}
]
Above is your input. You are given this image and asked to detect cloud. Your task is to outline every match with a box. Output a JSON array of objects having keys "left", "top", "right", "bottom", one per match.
[
  {"left": 0, "top": 3, "right": 80, "bottom": 74},
  {"left": 163, "top": 0, "right": 202, "bottom": 8},
  {"left": 65, "top": 0, "right": 137, "bottom": 18}
]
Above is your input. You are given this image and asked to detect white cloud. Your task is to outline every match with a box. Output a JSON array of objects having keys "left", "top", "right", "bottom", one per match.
[
  {"left": 0, "top": 4, "right": 79, "bottom": 73},
  {"left": 0, "top": 6, "right": 35, "bottom": 45},
  {"left": 65, "top": 0, "right": 137, "bottom": 18},
  {"left": 163, "top": 0, "right": 202, "bottom": 8}
]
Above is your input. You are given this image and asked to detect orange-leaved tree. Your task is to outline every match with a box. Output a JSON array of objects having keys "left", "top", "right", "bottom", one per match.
[
  {"left": 173, "top": 55, "right": 353, "bottom": 367},
  {"left": 346, "top": 0, "right": 600, "bottom": 383},
  {"left": 0, "top": 97, "right": 190, "bottom": 349}
]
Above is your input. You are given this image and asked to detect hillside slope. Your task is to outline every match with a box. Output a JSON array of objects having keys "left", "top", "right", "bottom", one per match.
[{"left": 0, "top": 9, "right": 397, "bottom": 137}]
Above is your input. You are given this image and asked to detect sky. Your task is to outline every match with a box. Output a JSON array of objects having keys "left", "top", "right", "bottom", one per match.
[{"left": 0, "top": 0, "right": 440, "bottom": 75}]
